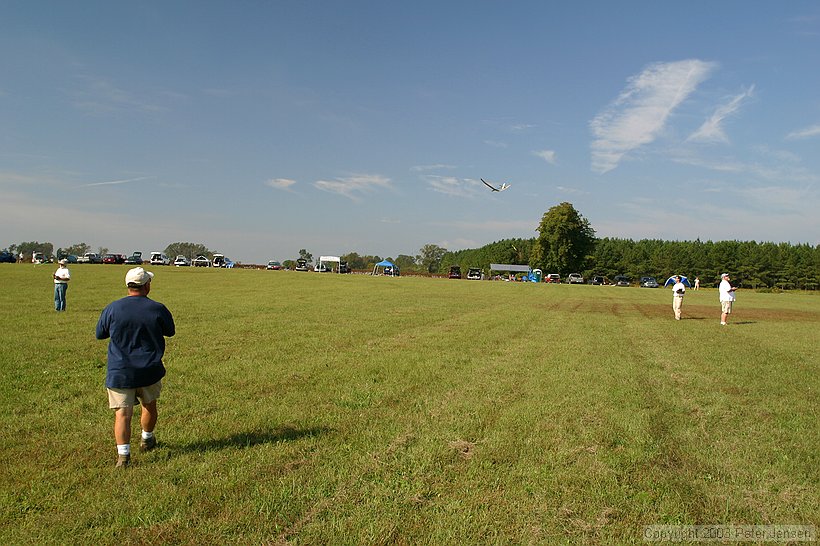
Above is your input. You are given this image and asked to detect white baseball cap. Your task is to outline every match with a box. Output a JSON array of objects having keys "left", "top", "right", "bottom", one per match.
[
  {"left": 721, "top": 273, "right": 730, "bottom": 278},
  {"left": 125, "top": 267, "right": 154, "bottom": 287}
]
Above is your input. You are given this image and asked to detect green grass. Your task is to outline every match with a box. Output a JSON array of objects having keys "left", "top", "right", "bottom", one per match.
[{"left": 1, "top": 264, "right": 818, "bottom": 544}]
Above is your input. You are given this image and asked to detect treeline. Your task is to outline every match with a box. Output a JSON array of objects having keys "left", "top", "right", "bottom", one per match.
[{"left": 439, "top": 237, "right": 819, "bottom": 289}]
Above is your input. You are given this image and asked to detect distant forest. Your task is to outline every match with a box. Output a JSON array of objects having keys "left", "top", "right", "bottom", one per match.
[{"left": 441, "top": 237, "right": 819, "bottom": 290}]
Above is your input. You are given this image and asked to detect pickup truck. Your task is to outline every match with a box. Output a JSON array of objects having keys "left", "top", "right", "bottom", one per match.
[{"left": 78, "top": 253, "right": 102, "bottom": 264}]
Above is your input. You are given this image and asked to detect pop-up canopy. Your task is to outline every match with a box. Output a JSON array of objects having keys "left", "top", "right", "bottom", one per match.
[{"left": 373, "top": 260, "right": 398, "bottom": 276}]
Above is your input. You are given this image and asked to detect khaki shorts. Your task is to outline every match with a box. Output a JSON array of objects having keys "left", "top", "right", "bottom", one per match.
[
  {"left": 721, "top": 301, "right": 733, "bottom": 314},
  {"left": 108, "top": 381, "right": 162, "bottom": 409}
]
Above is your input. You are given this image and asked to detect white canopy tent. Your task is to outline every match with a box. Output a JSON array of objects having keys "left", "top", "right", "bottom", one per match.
[{"left": 318, "top": 255, "right": 341, "bottom": 272}]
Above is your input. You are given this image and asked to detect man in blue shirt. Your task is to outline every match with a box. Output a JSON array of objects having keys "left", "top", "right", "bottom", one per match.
[{"left": 96, "top": 267, "right": 175, "bottom": 467}]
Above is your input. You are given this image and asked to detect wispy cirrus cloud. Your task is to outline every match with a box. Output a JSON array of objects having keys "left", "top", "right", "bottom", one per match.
[
  {"left": 70, "top": 75, "right": 165, "bottom": 115},
  {"left": 533, "top": 149, "right": 557, "bottom": 164},
  {"left": 265, "top": 178, "right": 297, "bottom": 190},
  {"left": 313, "top": 174, "right": 391, "bottom": 200},
  {"left": 786, "top": 124, "right": 820, "bottom": 140},
  {"left": 424, "top": 175, "right": 481, "bottom": 197},
  {"left": 687, "top": 85, "right": 755, "bottom": 143},
  {"left": 590, "top": 59, "right": 717, "bottom": 174},
  {"left": 410, "top": 164, "right": 456, "bottom": 172}
]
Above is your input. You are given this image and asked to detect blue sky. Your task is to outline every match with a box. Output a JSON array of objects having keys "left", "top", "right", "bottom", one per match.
[{"left": 2, "top": 2, "right": 818, "bottom": 263}]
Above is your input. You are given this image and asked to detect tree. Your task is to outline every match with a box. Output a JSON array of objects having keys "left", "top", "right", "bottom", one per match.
[
  {"left": 417, "top": 244, "right": 447, "bottom": 273},
  {"left": 532, "top": 202, "right": 595, "bottom": 274},
  {"left": 298, "top": 249, "right": 313, "bottom": 265},
  {"left": 63, "top": 243, "right": 91, "bottom": 257},
  {"left": 394, "top": 254, "right": 417, "bottom": 272},
  {"left": 164, "top": 242, "right": 212, "bottom": 260},
  {"left": 14, "top": 241, "right": 54, "bottom": 261}
]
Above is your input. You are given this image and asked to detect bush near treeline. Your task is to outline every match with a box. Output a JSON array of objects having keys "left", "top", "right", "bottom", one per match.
[{"left": 442, "top": 237, "right": 819, "bottom": 290}]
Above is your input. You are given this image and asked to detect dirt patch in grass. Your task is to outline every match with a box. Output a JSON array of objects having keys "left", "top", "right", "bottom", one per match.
[{"left": 449, "top": 439, "right": 476, "bottom": 460}]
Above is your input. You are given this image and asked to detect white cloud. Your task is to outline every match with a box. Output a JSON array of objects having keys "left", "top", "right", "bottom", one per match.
[
  {"left": 483, "top": 140, "right": 508, "bottom": 148},
  {"left": 424, "top": 175, "right": 480, "bottom": 197},
  {"left": 410, "top": 164, "right": 456, "bottom": 172},
  {"left": 556, "top": 185, "right": 589, "bottom": 195},
  {"left": 509, "top": 123, "right": 537, "bottom": 132},
  {"left": 265, "top": 178, "right": 297, "bottom": 190},
  {"left": 313, "top": 174, "right": 391, "bottom": 200},
  {"left": 687, "top": 85, "right": 755, "bottom": 143},
  {"left": 786, "top": 124, "right": 820, "bottom": 140},
  {"left": 590, "top": 59, "right": 717, "bottom": 174},
  {"left": 533, "top": 149, "right": 557, "bottom": 164}
]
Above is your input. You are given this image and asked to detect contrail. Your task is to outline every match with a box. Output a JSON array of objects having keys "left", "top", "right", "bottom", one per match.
[{"left": 80, "top": 176, "right": 154, "bottom": 187}]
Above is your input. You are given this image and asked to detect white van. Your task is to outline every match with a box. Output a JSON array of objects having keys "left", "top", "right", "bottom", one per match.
[{"left": 149, "top": 252, "right": 170, "bottom": 266}]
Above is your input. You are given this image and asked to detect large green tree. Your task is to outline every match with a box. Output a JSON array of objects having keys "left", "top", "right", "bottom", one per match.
[
  {"left": 164, "top": 242, "right": 212, "bottom": 260},
  {"left": 532, "top": 202, "right": 595, "bottom": 274},
  {"left": 417, "top": 244, "right": 448, "bottom": 273}
]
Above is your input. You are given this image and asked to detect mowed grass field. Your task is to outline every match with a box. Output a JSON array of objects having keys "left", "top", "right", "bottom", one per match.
[{"left": 1, "top": 264, "right": 818, "bottom": 544}]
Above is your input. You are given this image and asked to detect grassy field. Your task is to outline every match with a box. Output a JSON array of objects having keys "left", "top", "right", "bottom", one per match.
[{"left": 1, "top": 264, "right": 818, "bottom": 544}]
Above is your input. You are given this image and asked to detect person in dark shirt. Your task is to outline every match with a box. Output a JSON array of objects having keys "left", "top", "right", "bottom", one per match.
[{"left": 96, "top": 267, "right": 175, "bottom": 467}]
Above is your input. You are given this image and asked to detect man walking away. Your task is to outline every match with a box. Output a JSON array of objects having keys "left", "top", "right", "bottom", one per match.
[
  {"left": 53, "top": 259, "right": 70, "bottom": 311},
  {"left": 671, "top": 275, "right": 686, "bottom": 320},
  {"left": 719, "top": 273, "right": 737, "bottom": 326},
  {"left": 96, "top": 267, "right": 175, "bottom": 467}
]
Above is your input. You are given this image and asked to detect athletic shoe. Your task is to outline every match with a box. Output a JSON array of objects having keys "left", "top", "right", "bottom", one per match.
[
  {"left": 115, "top": 454, "right": 130, "bottom": 468},
  {"left": 139, "top": 436, "right": 157, "bottom": 452},
  {"left": 720, "top": 322, "right": 726, "bottom": 326}
]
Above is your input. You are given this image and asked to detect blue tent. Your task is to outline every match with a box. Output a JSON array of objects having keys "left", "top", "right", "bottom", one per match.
[
  {"left": 664, "top": 275, "right": 691, "bottom": 287},
  {"left": 373, "top": 260, "right": 399, "bottom": 276}
]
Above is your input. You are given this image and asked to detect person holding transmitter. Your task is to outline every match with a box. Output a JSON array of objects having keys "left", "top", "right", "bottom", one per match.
[{"left": 96, "top": 267, "right": 175, "bottom": 467}]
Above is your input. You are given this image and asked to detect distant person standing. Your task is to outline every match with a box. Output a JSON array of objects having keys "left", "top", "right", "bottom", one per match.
[
  {"left": 96, "top": 267, "right": 175, "bottom": 467},
  {"left": 671, "top": 275, "right": 686, "bottom": 320},
  {"left": 53, "top": 259, "right": 70, "bottom": 311},
  {"left": 694, "top": 277, "right": 700, "bottom": 290},
  {"left": 719, "top": 273, "right": 737, "bottom": 325}
]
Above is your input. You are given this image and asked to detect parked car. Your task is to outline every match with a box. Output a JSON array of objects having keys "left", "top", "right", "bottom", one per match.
[
  {"left": 339, "top": 261, "right": 351, "bottom": 273},
  {"left": 448, "top": 265, "right": 462, "bottom": 279},
  {"left": 382, "top": 265, "right": 400, "bottom": 276},
  {"left": 467, "top": 267, "right": 482, "bottom": 280},
  {"left": 545, "top": 273, "right": 561, "bottom": 283},
  {"left": 32, "top": 252, "right": 49, "bottom": 264},
  {"left": 640, "top": 276, "right": 659, "bottom": 288},
  {"left": 103, "top": 253, "right": 125, "bottom": 264},
  {"left": 212, "top": 254, "right": 227, "bottom": 268},
  {"left": 150, "top": 252, "right": 170, "bottom": 266},
  {"left": 614, "top": 275, "right": 631, "bottom": 287},
  {"left": 265, "top": 260, "right": 282, "bottom": 270},
  {"left": 78, "top": 252, "right": 103, "bottom": 264},
  {"left": 173, "top": 255, "right": 190, "bottom": 267},
  {"left": 566, "top": 273, "right": 585, "bottom": 284},
  {"left": 294, "top": 258, "right": 309, "bottom": 271},
  {"left": 193, "top": 255, "right": 211, "bottom": 267},
  {"left": 0, "top": 251, "right": 16, "bottom": 263},
  {"left": 589, "top": 275, "right": 607, "bottom": 285},
  {"left": 124, "top": 252, "right": 143, "bottom": 265}
]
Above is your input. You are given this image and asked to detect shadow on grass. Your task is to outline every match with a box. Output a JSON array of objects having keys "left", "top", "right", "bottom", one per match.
[{"left": 171, "top": 424, "right": 333, "bottom": 454}]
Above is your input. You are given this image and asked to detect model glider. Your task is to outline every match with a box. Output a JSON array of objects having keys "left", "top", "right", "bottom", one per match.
[{"left": 481, "top": 178, "right": 511, "bottom": 192}]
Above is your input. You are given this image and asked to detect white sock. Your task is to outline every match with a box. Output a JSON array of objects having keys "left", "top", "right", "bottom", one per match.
[
  {"left": 141, "top": 431, "right": 154, "bottom": 440},
  {"left": 117, "top": 444, "right": 131, "bottom": 456}
]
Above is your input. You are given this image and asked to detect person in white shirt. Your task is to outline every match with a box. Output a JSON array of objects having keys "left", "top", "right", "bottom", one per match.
[
  {"left": 671, "top": 275, "right": 686, "bottom": 320},
  {"left": 53, "top": 259, "right": 71, "bottom": 311},
  {"left": 719, "top": 273, "right": 737, "bottom": 325}
]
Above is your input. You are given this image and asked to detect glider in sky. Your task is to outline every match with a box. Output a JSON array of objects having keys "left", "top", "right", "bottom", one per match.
[{"left": 480, "top": 178, "right": 511, "bottom": 192}]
